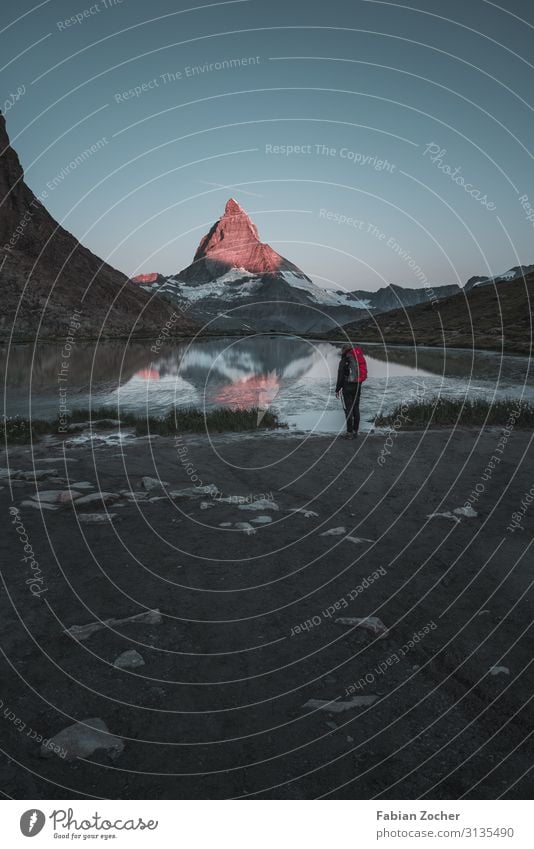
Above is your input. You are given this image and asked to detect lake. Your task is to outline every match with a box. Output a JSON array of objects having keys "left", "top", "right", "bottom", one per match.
[{"left": 1, "top": 336, "right": 532, "bottom": 433}]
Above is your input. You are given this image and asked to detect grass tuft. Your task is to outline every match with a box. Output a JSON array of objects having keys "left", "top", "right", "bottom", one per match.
[
  {"left": 375, "top": 397, "right": 534, "bottom": 428},
  {"left": 1, "top": 406, "right": 281, "bottom": 444}
]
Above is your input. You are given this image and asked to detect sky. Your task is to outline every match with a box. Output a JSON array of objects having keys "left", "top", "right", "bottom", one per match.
[{"left": 2, "top": 0, "right": 534, "bottom": 292}]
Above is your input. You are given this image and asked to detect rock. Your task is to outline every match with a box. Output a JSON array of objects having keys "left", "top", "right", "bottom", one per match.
[
  {"left": 65, "top": 609, "right": 162, "bottom": 641},
  {"left": 121, "top": 490, "right": 148, "bottom": 502},
  {"left": 288, "top": 508, "right": 319, "bottom": 518},
  {"left": 30, "top": 489, "right": 82, "bottom": 505},
  {"left": 114, "top": 649, "right": 145, "bottom": 669},
  {"left": 235, "top": 522, "right": 256, "bottom": 535},
  {"left": 219, "top": 522, "right": 232, "bottom": 527},
  {"left": 336, "top": 616, "right": 389, "bottom": 637},
  {"left": 345, "top": 535, "right": 374, "bottom": 544},
  {"left": 321, "top": 527, "right": 346, "bottom": 536},
  {"left": 78, "top": 513, "right": 119, "bottom": 524},
  {"left": 427, "top": 511, "right": 461, "bottom": 524},
  {"left": 141, "top": 476, "right": 169, "bottom": 492},
  {"left": 170, "top": 484, "right": 219, "bottom": 499},
  {"left": 454, "top": 506, "right": 478, "bottom": 518},
  {"left": 489, "top": 665, "right": 510, "bottom": 676},
  {"left": 200, "top": 501, "right": 214, "bottom": 510},
  {"left": 239, "top": 498, "right": 279, "bottom": 511},
  {"left": 251, "top": 516, "right": 272, "bottom": 524},
  {"left": 20, "top": 500, "right": 58, "bottom": 511},
  {"left": 303, "top": 695, "right": 378, "bottom": 713},
  {"left": 70, "top": 481, "right": 94, "bottom": 490},
  {"left": 23, "top": 470, "right": 59, "bottom": 480},
  {"left": 74, "top": 492, "right": 121, "bottom": 509},
  {"left": 40, "top": 718, "right": 124, "bottom": 761}
]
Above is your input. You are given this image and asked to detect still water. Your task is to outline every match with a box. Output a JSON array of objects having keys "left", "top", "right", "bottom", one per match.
[{"left": 1, "top": 336, "right": 532, "bottom": 433}]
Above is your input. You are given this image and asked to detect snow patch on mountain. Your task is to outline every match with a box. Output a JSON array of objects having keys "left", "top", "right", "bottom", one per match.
[{"left": 279, "top": 272, "right": 371, "bottom": 309}]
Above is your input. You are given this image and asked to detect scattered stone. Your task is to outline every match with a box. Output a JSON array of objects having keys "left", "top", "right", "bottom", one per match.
[
  {"left": 345, "top": 535, "right": 374, "bottom": 544},
  {"left": 65, "top": 609, "right": 162, "bottom": 642},
  {"left": 40, "top": 718, "right": 124, "bottom": 762},
  {"left": 336, "top": 616, "right": 389, "bottom": 637},
  {"left": 235, "top": 522, "right": 256, "bottom": 535},
  {"left": 200, "top": 501, "right": 214, "bottom": 510},
  {"left": 427, "top": 511, "right": 461, "bottom": 524},
  {"left": 141, "top": 476, "right": 169, "bottom": 492},
  {"left": 70, "top": 481, "right": 94, "bottom": 490},
  {"left": 78, "top": 513, "right": 119, "bottom": 524},
  {"left": 170, "top": 484, "right": 219, "bottom": 499},
  {"left": 251, "top": 515, "right": 272, "bottom": 524},
  {"left": 121, "top": 490, "right": 148, "bottom": 502},
  {"left": 219, "top": 522, "right": 232, "bottom": 527},
  {"left": 74, "top": 492, "right": 121, "bottom": 509},
  {"left": 325, "top": 720, "right": 338, "bottom": 731},
  {"left": 321, "top": 527, "right": 346, "bottom": 536},
  {"left": 20, "top": 500, "right": 58, "bottom": 512},
  {"left": 289, "top": 507, "right": 319, "bottom": 518},
  {"left": 489, "top": 665, "right": 510, "bottom": 676},
  {"left": 114, "top": 649, "right": 145, "bottom": 669},
  {"left": 346, "top": 735, "right": 354, "bottom": 743},
  {"left": 239, "top": 498, "right": 279, "bottom": 511},
  {"left": 304, "top": 695, "right": 378, "bottom": 713},
  {"left": 454, "top": 506, "right": 478, "bottom": 518},
  {"left": 30, "top": 489, "right": 83, "bottom": 505}
]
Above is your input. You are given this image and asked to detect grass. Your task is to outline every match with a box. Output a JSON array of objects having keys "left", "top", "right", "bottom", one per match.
[
  {"left": 1, "top": 406, "right": 281, "bottom": 444},
  {"left": 375, "top": 397, "right": 534, "bottom": 428}
]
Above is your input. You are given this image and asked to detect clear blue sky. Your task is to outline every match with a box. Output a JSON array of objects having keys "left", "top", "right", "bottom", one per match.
[{"left": 2, "top": 0, "right": 534, "bottom": 291}]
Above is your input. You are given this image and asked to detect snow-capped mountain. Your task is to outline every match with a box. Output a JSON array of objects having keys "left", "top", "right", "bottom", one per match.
[
  {"left": 132, "top": 199, "right": 372, "bottom": 332},
  {"left": 464, "top": 265, "right": 534, "bottom": 291}
]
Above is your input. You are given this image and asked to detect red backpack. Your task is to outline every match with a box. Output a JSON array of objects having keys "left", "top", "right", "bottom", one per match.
[{"left": 345, "top": 347, "right": 367, "bottom": 383}]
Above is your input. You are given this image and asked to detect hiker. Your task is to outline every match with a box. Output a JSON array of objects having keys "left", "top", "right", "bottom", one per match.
[{"left": 335, "top": 343, "right": 368, "bottom": 438}]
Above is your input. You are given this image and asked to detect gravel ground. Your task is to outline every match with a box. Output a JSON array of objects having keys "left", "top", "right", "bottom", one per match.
[{"left": 0, "top": 427, "right": 533, "bottom": 799}]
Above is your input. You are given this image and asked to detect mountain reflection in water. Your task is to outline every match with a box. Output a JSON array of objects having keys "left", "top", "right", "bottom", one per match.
[{"left": 2, "top": 336, "right": 532, "bottom": 432}]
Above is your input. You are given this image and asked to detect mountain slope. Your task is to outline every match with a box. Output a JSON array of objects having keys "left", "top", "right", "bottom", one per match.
[
  {"left": 329, "top": 275, "right": 533, "bottom": 354},
  {"left": 0, "top": 113, "right": 196, "bottom": 341}
]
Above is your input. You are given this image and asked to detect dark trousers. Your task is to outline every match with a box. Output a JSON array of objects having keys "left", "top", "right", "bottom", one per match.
[{"left": 342, "top": 384, "right": 362, "bottom": 433}]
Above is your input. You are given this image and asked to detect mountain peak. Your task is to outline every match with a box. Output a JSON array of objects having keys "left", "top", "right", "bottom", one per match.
[{"left": 224, "top": 197, "right": 246, "bottom": 215}]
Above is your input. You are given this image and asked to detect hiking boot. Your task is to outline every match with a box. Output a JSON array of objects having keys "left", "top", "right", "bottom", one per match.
[{"left": 341, "top": 432, "right": 353, "bottom": 440}]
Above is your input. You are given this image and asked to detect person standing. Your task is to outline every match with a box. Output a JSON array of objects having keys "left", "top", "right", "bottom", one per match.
[{"left": 335, "top": 343, "right": 368, "bottom": 438}]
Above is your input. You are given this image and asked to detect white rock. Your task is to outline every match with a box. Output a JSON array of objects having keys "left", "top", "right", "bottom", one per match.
[
  {"left": 336, "top": 616, "right": 389, "bottom": 637},
  {"left": 31, "top": 489, "right": 82, "bottom": 505},
  {"left": 489, "top": 665, "right": 510, "bottom": 676},
  {"left": 141, "top": 476, "right": 169, "bottom": 492},
  {"left": 74, "top": 492, "right": 120, "bottom": 508},
  {"left": 20, "top": 500, "right": 58, "bottom": 512},
  {"left": 289, "top": 508, "right": 319, "bottom": 518},
  {"left": 239, "top": 498, "right": 279, "bottom": 512},
  {"left": 170, "top": 484, "right": 219, "bottom": 499},
  {"left": 321, "top": 527, "right": 346, "bottom": 536},
  {"left": 40, "top": 718, "right": 124, "bottom": 762},
  {"left": 427, "top": 511, "right": 461, "bottom": 524},
  {"left": 303, "top": 695, "right": 378, "bottom": 713},
  {"left": 251, "top": 516, "right": 272, "bottom": 524},
  {"left": 114, "top": 649, "right": 145, "bottom": 669},
  {"left": 78, "top": 513, "right": 119, "bottom": 524},
  {"left": 65, "top": 609, "right": 162, "bottom": 641},
  {"left": 454, "top": 506, "right": 478, "bottom": 518},
  {"left": 235, "top": 522, "right": 256, "bottom": 535}
]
